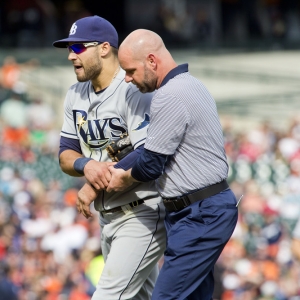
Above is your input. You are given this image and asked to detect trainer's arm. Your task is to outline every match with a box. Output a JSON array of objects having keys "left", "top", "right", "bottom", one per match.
[
  {"left": 113, "top": 144, "right": 144, "bottom": 170},
  {"left": 107, "top": 148, "right": 168, "bottom": 192}
]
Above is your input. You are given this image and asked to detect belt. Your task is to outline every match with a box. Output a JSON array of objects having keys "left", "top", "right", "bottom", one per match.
[
  {"left": 101, "top": 199, "right": 144, "bottom": 214},
  {"left": 162, "top": 180, "right": 229, "bottom": 212}
]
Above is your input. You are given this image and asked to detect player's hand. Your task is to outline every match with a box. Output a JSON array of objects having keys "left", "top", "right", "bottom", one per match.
[
  {"left": 76, "top": 182, "right": 98, "bottom": 219},
  {"left": 106, "top": 167, "right": 136, "bottom": 192},
  {"left": 84, "top": 160, "right": 116, "bottom": 190}
]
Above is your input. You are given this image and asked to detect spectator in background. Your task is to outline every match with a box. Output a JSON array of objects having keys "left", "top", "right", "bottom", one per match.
[
  {"left": 27, "top": 98, "right": 57, "bottom": 149},
  {"left": 0, "top": 56, "right": 22, "bottom": 91},
  {"left": 3, "top": 0, "right": 57, "bottom": 47},
  {"left": 262, "top": 0, "right": 286, "bottom": 40},
  {"left": 0, "top": 262, "right": 18, "bottom": 300},
  {"left": 195, "top": 8, "right": 211, "bottom": 42},
  {"left": 220, "top": 0, "right": 241, "bottom": 41},
  {"left": 61, "top": 0, "right": 91, "bottom": 35},
  {"left": 153, "top": 3, "right": 197, "bottom": 46},
  {"left": 0, "top": 55, "right": 39, "bottom": 96},
  {"left": 0, "top": 92, "right": 29, "bottom": 146},
  {"left": 291, "top": 217, "right": 300, "bottom": 261},
  {"left": 241, "top": 0, "right": 262, "bottom": 39}
]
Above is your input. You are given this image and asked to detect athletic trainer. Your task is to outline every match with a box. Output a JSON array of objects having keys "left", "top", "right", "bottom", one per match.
[
  {"left": 53, "top": 18, "right": 166, "bottom": 300},
  {"left": 107, "top": 29, "right": 238, "bottom": 300}
]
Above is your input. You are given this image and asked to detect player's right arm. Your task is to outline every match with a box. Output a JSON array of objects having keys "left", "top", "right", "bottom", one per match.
[
  {"left": 58, "top": 135, "right": 83, "bottom": 176},
  {"left": 59, "top": 146, "right": 99, "bottom": 219},
  {"left": 59, "top": 88, "right": 85, "bottom": 176},
  {"left": 59, "top": 136, "right": 115, "bottom": 189},
  {"left": 58, "top": 137, "right": 105, "bottom": 219},
  {"left": 59, "top": 149, "right": 83, "bottom": 177},
  {"left": 60, "top": 87, "right": 115, "bottom": 189}
]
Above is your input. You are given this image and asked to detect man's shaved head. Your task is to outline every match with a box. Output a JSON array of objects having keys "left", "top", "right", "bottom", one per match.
[
  {"left": 118, "top": 29, "right": 177, "bottom": 92},
  {"left": 119, "top": 29, "right": 165, "bottom": 60}
]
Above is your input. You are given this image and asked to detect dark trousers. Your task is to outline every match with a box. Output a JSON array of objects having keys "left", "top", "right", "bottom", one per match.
[{"left": 152, "top": 189, "right": 238, "bottom": 300}]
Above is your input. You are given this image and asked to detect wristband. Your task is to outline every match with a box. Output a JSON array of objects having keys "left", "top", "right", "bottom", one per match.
[{"left": 73, "top": 157, "right": 93, "bottom": 175}]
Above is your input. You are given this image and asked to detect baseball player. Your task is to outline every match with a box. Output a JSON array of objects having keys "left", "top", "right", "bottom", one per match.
[{"left": 52, "top": 16, "right": 166, "bottom": 300}]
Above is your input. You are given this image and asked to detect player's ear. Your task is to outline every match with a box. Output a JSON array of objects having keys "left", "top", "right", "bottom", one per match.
[
  {"left": 99, "top": 42, "right": 110, "bottom": 57},
  {"left": 147, "top": 54, "right": 157, "bottom": 70}
]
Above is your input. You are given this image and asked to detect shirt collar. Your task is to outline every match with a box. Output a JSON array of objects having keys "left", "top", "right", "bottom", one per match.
[{"left": 160, "top": 63, "right": 189, "bottom": 88}]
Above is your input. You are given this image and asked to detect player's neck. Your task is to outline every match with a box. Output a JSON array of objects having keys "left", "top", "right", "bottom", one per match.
[{"left": 92, "top": 63, "right": 120, "bottom": 93}]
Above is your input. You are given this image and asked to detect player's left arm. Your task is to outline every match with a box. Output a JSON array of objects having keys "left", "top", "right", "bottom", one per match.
[
  {"left": 106, "top": 168, "right": 136, "bottom": 192},
  {"left": 76, "top": 182, "right": 97, "bottom": 219}
]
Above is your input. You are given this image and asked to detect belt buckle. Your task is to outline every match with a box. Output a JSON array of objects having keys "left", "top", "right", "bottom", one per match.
[
  {"left": 181, "top": 196, "right": 191, "bottom": 208},
  {"left": 163, "top": 196, "right": 191, "bottom": 212},
  {"left": 102, "top": 207, "right": 119, "bottom": 214},
  {"left": 121, "top": 204, "right": 132, "bottom": 214},
  {"left": 131, "top": 200, "right": 139, "bottom": 207},
  {"left": 163, "top": 198, "right": 178, "bottom": 212},
  {"left": 171, "top": 200, "right": 180, "bottom": 211}
]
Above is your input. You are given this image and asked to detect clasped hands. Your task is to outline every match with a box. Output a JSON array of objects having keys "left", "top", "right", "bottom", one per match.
[{"left": 76, "top": 160, "right": 135, "bottom": 218}]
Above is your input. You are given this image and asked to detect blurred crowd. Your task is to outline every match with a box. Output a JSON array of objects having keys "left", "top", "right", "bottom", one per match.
[
  {"left": 214, "top": 117, "right": 300, "bottom": 299},
  {"left": 0, "top": 56, "right": 300, "bottom": 300},
  {"left": 0, "top": 0, "right": 91, "bottom": 48},
  {"left": 0, "top": 55, "right": 99, "bottom": 300},
  {"left": 1, "top": 0, "right": 300, "bottom": 49}
]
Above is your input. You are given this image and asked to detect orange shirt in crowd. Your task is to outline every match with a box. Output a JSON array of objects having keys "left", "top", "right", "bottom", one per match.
[{"left": 0, "top": 56, "right": 21, "bottom": 90}]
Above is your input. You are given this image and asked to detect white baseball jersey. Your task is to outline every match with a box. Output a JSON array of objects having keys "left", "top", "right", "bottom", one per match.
[{"left": 61, "top": 68, "right": 161, "bottom": 210}]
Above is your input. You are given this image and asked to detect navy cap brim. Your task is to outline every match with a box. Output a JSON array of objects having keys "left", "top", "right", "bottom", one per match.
[{"left": 53, "top": 37, "right": 95, "bottom": 48}]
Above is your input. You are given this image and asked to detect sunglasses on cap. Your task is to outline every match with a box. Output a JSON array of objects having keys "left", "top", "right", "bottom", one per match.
[{"left": 67, "top": 42, "right": 99, "bottom": 54}]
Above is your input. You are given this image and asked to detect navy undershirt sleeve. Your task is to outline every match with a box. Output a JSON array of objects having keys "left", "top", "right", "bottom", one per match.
[
  {"left": 59, "top": 137, "right": 145, "bottom": 172},
  {"left": 59, "top": 136, "right": 82, "bottom": 156},
  {"left": 58, "top": 137, "right": 166, "bottom": 179},
  {"left": 131, "top": 148, "right": 169, "bottom": 182},
  {"left": 114, "top": 145, "right": 144, "bottom": 171}
]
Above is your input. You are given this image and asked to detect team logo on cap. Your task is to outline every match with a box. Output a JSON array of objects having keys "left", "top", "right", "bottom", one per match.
[{"left": 69, "top": 23, "right": 77, "bottom": 35}]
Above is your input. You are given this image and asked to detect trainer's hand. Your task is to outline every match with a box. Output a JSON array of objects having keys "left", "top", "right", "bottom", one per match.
[
  {"left": 84, "top": 160, "right": 116, "bottom": 190},
  {"left": 106, "top": 167, "right": 136, "bottom": 192},
  {"left": 76, "top": 182, "right": 98, "bottom": 219}
]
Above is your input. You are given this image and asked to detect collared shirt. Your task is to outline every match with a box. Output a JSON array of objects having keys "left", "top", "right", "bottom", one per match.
[{"left": 142, "top": 63, "right": 228, "bottom": 198}]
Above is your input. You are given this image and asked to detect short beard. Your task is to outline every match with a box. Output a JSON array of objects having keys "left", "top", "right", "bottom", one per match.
[
  {"left": 138, "top": 65, "right": 156, "bottom": 93},
  {"left": 77, "top": 54, "right": 102, "bottom": 82}
]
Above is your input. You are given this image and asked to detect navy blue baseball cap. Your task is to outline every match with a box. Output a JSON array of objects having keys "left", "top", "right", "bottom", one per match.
[{"left": 53, "top": 15, "right": 118, "bottom": 48}]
